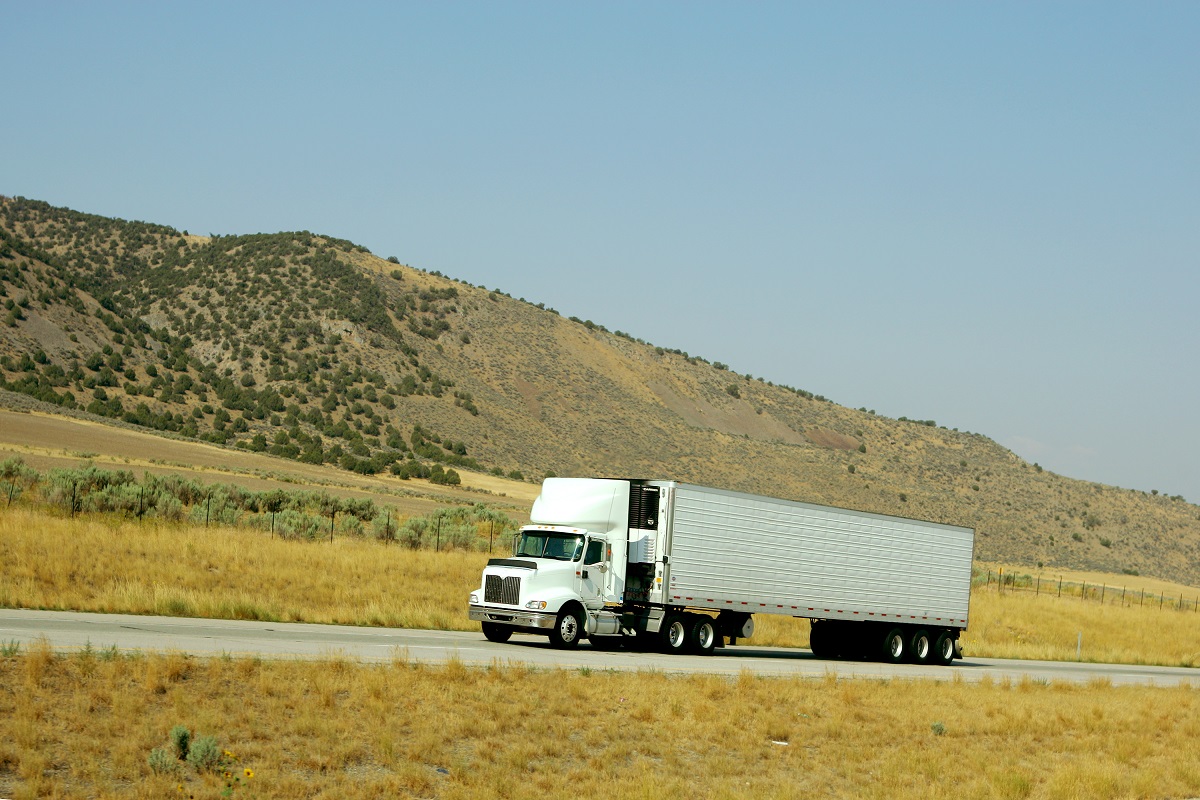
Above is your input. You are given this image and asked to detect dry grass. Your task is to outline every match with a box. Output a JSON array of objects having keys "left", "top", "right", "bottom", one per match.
[
  {"left": 753, "top": 591, "right": 1200, "bottom": 667},
  {"left": 4, "top": 505, "right": 1199, "bottom": 665},
  {"left": 0, "top": 507, "right": 489, "bottom": 631},
  {"left": 1, "top": 645, "right": 1197, "bottom": 799}
]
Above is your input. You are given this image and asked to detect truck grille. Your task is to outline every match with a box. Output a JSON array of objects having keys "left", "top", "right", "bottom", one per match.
[{"left": 485, "top": 575, "right": 521, "bottom": 605}]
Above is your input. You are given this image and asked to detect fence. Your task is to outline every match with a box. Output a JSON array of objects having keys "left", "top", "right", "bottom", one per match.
[{"left": 976, "top": 569, "right": 1199, "bottom": 613}]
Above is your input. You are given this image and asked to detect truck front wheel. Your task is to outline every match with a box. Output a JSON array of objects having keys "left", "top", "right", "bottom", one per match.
[
  {"left": 549, "top": 607, "right": 583, "bottom": 649},
  {"left": 482, "top": 622, "right": 513, "bottom": 643}
]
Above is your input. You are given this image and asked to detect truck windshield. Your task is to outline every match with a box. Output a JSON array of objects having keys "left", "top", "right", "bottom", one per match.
[{"left": 515, "top": 531, "right": 584, "bottom": 562}]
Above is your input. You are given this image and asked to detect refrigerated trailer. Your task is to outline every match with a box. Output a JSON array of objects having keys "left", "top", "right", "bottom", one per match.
[{"left": 468, "top": 478, "right": 975, "bottom": 664}]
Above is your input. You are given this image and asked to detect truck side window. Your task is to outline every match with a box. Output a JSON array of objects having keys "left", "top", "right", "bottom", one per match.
[{"left": 585, "top": 540, "right": 604, "bottom": 564}]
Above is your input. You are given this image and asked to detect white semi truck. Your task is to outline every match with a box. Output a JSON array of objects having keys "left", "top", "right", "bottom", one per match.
[{"left": 468, "top": 478, "right": 975, "bottom": 664}]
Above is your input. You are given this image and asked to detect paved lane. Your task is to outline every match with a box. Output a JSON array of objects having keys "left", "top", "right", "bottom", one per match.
[{"left": 2, "top": 608, "right": 1196, "bottom": 686}]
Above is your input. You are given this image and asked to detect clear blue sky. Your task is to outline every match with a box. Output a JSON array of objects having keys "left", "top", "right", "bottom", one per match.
[{"left": 4, "top": 2, "right": 1198, "bottom": 501}]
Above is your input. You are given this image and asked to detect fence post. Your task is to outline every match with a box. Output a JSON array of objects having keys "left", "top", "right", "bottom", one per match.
[
  {"left": 1160, "top": 591, "right": 1164, "bottom": 609},
  {"left": 1058, "top": 577, "right": 1063, "bottom": 598},
  {"left": 1082, "top": 582, "right": 1087, "bottom": 602},
  {"left": 1101, "top": 584, "right": 1106, "bottom": 605},
  {"left": 489, "top": 520, "right": 495, "bottom": 553},
  {"left": 1036, "top": 576, "right": 1040, "bottom": 596},
  {"left": 1121, "top": 586, "right": 1126, "bottom": 606},
  {"left": 436, "top": 517, "right": 442, "bottom": 553}
]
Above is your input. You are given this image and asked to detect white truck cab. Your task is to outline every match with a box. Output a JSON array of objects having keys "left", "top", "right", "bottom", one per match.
[{"left": 469, "top": 478, "right": 632, "bottom": 647}]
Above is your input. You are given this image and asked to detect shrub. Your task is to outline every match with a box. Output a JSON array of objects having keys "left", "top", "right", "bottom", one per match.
[
  {"left": 170, "top": 725, "right": 191, "bottom": 760},
  {"left": 148, "top": 746, "right": 177, "bottom": 775},
  {"left": 186, "top": 734, "right": 221, "bottom": 773}
]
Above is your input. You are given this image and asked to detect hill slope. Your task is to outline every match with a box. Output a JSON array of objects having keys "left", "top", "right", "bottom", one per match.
[{"left": 2, "top": 196, "right": 1197, "bottom": 583}]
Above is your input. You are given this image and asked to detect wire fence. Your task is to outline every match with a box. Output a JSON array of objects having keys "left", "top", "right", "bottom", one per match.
[{"left": 974, "top": 569, "right": 1200, "bottom": 613}]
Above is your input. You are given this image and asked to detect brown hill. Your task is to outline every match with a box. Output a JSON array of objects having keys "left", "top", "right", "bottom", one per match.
[{"left": 1, "top": 196, "right": 1197, "bottom": 584}]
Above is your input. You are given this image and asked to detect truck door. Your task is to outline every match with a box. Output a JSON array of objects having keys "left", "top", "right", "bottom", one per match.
[{"left": 576, "top": 538, "right": 607, "bottom": 610}]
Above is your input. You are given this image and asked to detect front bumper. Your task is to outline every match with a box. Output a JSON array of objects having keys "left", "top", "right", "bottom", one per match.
[{"left": 469, "top": 605, "right": 557, "bottom": 630}]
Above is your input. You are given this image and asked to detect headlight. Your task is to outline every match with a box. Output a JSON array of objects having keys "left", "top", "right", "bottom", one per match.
[
  {"left": 525, "top": 600, "right": 547, "bottom": 610},
  {"left": 469, "top": 593, "right": 479, "bottom": 604}
]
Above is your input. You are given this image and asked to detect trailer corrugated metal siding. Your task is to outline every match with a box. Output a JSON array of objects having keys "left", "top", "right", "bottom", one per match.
[{"left": 665, "top": 484, "right": 974, "bottom": 627}]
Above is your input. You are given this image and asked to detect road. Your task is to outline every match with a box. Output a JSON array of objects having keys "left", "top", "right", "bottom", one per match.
[{"left": 2, "top": 608, "right": 1196, "bottom": 687}]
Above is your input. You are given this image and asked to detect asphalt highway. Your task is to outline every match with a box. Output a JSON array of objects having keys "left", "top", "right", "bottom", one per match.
[{"left": 2, "top": 608, "right": 1196, "bottom": 686}]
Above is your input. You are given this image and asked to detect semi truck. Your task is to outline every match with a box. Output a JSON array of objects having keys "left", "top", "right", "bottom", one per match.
[{"left": 468, "top": 478, "right": 975, "bottom": 664}]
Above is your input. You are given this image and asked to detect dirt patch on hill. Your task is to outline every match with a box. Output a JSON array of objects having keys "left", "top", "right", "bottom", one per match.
[
  {"left": 648, "top": 381, "right": 807, "bottom": 445},
  {"left": 804, "top": 428, "right": 862, "bottom": 450}
]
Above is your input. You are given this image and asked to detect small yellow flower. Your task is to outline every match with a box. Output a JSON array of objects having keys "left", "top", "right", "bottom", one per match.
[{"left": 244, "top": 768, "right": 254, "bottom": 779}]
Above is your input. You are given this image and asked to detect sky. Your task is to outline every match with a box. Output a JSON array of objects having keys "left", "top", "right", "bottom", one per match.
[{"left": 3, "top": 2, "right": 1198, "bottom": 501}]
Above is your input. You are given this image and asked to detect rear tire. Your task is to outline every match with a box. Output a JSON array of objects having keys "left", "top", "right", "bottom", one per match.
[
  {"left": 932, "top": 631, "right": 956, "bottom": 666},
  {"left": 687, "top": 616, "right": 717, "bottom": 656},
  {"left": 881, "top": 627, "right": 906, "bottom": 664},
  {"left": 549, "top": 607, "right": 583, "bottom": 649},
  {"left": 659, "top": 613, "right": 689, "bottom": 655},
  {"left": 482, "top": 622, "right": 513, "bottom": 643},
  {"left": 809, "top": 622, "right": 833, "bottom": 659},
  {"left": 909, "top": 629, "right": 932, "bottom": 665}
]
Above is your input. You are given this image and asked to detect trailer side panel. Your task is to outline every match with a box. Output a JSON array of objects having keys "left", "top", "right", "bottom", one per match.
[{"left": 664, "top": 483, "right": 974, "bottom": 627}]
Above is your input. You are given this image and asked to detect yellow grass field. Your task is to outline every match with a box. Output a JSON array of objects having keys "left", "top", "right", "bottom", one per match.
[
  {"left": 3, "top": 506, "right": 1199, "bottom": 666},
  {"left": 2, "top": 644, "right": 1198, "bottom": 800}
]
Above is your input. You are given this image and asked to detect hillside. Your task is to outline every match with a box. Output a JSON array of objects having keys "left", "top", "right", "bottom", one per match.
[{"left": 2, "top": 195, "right": 1198, "bottom": 584}]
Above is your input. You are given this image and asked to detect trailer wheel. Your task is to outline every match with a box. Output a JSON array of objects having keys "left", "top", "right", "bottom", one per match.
[
  {"left": 909, "top": 629, "right": 932, "bottom": 665},
  {"left": 881, "top": 627, "right": 907, "bottom": 664},
  {"left": 549, "top": 607, "right": 583, "bottom": 649},
  {"left": 481, "top": 622, "right": 513, "bottom": 643},
  {"left": 659, "top": 614, "right": 689, "bottom": 655},
  {"left": 932, "top": 631, "right": 956, "bottom": 666},
  {"left": 687, "top": 616, "right": 717, "bottom": 656},
  {"left": 809, "top": 622, "right": 832, "bottom": 659}
]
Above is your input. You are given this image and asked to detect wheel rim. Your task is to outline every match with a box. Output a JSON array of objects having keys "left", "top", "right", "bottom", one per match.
[
  {"left": 668, "top": 620, "right": 686, "bottom": 649},
  {"left": 697, "top": 622, "right": 714, "bottom": 650},
  {"left": 888, "top": 634, "right": 903, "bottom": 659},
  {"left": 560, "top": 614, "right": 578, "bottom": 643},
  {"left": 939, "top": 637, "right": 954, "bottom": 661},
  {"left": 916, "top": 636, "right": 929, "bottom": 660}
]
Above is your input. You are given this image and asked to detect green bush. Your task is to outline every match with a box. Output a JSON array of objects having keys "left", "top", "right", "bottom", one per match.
[
  {"left": 148, "top": 746, "right": 177, "bottom": 775},
  {"left": 186, "top": 734, "right": 221, "bottom": 773},
  {"left": 170, "top": 725, "right": 191, "bottom": 760}
]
